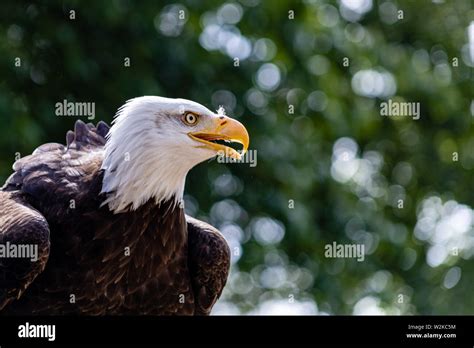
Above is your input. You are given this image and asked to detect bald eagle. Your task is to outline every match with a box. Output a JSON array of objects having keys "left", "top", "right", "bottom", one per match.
[{"left": 0, "top": 96, "right": 249, "bottom": 315}]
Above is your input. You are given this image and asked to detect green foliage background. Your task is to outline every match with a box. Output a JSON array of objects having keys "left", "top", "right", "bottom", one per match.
[{"left": 0, "top": 0, "right": 473, "bottom": 314}]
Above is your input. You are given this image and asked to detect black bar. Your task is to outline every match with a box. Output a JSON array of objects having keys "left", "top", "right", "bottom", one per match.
[{"left": 0, "top": 316, "right": 473, "bottom": 346}]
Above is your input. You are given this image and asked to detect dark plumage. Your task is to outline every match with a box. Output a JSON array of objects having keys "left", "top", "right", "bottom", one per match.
[{"left": 0, "top": 119, "right": 231, "bottom": 315}]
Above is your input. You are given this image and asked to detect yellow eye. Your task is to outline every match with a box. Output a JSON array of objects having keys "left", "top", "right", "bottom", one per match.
[{"left": 184, "top": 112, "right": 198, "bottom": 125}]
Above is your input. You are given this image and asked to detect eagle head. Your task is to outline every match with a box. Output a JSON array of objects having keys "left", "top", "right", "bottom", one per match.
[{"left": 100, "top": 96, "right": 249, "bottom": 213}]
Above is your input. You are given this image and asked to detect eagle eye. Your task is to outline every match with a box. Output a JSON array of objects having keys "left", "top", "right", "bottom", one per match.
[{"left": 183, "top": 112, "right": 199, "bottom": 126}]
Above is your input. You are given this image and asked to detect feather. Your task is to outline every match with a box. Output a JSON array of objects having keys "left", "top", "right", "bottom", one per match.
[{"left": 0, "top": 119, "right": 230, "bottom": 315}]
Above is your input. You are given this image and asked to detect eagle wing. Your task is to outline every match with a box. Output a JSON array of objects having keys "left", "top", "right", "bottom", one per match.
[
  {"left": 186, "top": 216, "right": 230, "bottom": 315},
  {"left": 0, "top": 120, "right": 109, "bottom": 310},
  {"left": 0, "top": 191, "right": 50, "bottom": 310},
  {"left": 2, "top": 120, "right": 109, "bottom": 221}
]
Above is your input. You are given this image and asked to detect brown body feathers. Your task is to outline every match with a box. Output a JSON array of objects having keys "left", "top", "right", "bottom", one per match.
[{"left": 0, "top": 120, "right": 230, "bottom": 315}]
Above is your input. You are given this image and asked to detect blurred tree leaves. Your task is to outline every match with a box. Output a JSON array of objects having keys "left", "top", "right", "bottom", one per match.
[{"left": 0, "top": 0, "right": 473, "bottom": 314}]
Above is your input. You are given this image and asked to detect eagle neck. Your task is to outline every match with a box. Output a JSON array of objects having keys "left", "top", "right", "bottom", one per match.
[{"left": 134, "top": 196, "right": 187, "bottom": 254}]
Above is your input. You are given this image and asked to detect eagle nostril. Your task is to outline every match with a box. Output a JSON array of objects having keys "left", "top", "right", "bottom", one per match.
[{"left": 220, "top": 120, "right": 227, "bottom": 126}]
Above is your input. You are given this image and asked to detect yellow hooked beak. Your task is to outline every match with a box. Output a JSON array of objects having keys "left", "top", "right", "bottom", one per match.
[{"left": 188, "top": 115, "right": 249, "bottom": 160}]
